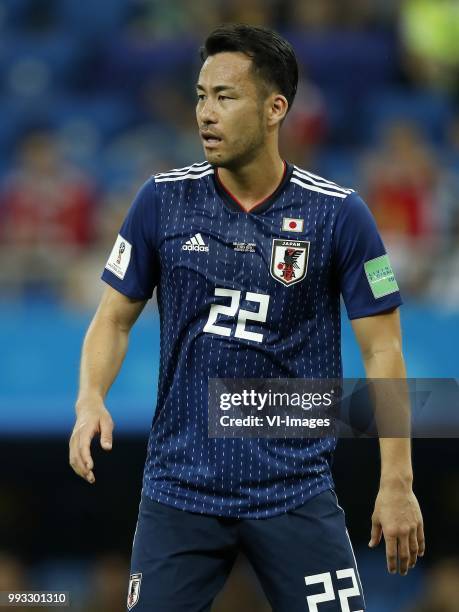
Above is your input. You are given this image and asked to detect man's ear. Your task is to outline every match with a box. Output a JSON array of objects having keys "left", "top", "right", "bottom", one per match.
[{"left": 267, "top": 94, "right": 289, "bottom": 127}]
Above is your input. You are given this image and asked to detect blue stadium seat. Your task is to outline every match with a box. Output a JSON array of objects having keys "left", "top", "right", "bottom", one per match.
[
  {"left": 0, "top": 0, "right": 33, "bottom": 28},
  {"left": 55, "top": 0, "right": 129, "bottom": 38},
  {"left": 363, "top": 88, "right": 453, "bottom": 145},
  {"left": 315, "top": 150, "right": 358, "bottom": 188},
  {"left": 286, "top": 31, "right": 397, "bottom": 92},
  {"left": 0, "top": 96, "right": 25, "bottom": 156},
  {"left": 50, "top": 94, "right": 136, "bottom": 142},
  {"left": 0, "top": 32, "right": 81, "bottom": 88},
  {"left": 101, "top": 37, "right": 198, "bottom": 89}
]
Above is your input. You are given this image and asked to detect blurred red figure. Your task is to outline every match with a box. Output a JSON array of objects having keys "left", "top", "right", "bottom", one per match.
[
  {"left": 363, "top": 121, "right": 438, "bottom": 240},
  {"left": 1, "top": 130, "right": 96, "bottom": 249},
  {"left": 280, "top": 80, "right": 328, "bottom": 168},
  {"left": 360, "top": 121, "right": 440, "bottom": 295}
]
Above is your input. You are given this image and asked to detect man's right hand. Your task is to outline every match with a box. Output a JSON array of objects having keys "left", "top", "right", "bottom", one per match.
[{"left": 69, "top": 399, "right": 114, "bottom": 484}]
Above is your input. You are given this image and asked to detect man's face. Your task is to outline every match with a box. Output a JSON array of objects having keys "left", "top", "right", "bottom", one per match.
[{"left": 196, "top": 52, "right": 269, "bottom": 168}]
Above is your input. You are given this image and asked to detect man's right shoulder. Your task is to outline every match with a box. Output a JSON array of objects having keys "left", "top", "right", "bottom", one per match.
[{"left": 152, "top": 161, "right": 214, "bottom": 185}]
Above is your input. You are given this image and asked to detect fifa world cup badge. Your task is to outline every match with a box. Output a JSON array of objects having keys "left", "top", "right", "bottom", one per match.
[
  {"left": 105, "top": 234, "right": 132, "bottom": 280},
  {"left": 127, "top": 572, "right": 142, "bottom": 610},
  {"left": 117, "top": 241, "right": 126, "bottom": 264}
]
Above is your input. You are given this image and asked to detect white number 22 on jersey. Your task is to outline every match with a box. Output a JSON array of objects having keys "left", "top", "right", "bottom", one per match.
[
  {"left": 203, "top": 288, "right": 270, "bottom": 343},
  {"left": 305, "top": 568, "right": 363, "bottom": 612}
]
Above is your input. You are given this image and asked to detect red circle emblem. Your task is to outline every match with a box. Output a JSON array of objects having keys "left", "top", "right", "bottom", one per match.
[{"left": 289, "top": 221, "right": 297, "bottom": 229}]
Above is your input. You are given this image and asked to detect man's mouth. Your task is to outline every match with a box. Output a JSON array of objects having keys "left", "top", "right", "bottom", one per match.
[{"left": 201, "top": 133, "right": 222, "bottom": 147}]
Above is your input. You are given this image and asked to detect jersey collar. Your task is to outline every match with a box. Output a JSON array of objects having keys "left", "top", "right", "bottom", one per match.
[{"left": 213, "top": 161, "right": 293, "bottom": 214}]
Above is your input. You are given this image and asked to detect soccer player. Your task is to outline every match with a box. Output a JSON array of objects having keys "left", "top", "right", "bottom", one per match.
[{"left": 69, "top": 24, "right": 425, "bottom": 612}]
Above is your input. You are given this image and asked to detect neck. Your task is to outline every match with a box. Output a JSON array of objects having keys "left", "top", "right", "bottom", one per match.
[{"left": 217, "top": 149, "right": 285, "bottom": 212}]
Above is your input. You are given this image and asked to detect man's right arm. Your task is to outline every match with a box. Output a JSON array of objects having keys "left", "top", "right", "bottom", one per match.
[{"left": 69, "top": 285, "right": 147, "bottom": 484}]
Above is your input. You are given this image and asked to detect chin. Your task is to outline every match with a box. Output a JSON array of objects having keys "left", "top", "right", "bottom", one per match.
[
  {"left": 204, "top": 152, "right": 227, "bottom": 168},
  {"left": 208, "top": 154, "right": 242, "bottom": 170}
]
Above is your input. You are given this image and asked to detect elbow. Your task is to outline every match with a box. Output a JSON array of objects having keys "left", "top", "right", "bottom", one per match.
[
  {"left": 361, "top": 339, "right": 403, "bottom": 362},
  {"left": 91, "top": 309, "right": 131, "bottom": 335}
]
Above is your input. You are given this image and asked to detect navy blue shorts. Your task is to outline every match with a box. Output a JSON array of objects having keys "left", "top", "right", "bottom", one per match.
[{"left": 127, "top": 489, "right": 365, "bottom": 611}]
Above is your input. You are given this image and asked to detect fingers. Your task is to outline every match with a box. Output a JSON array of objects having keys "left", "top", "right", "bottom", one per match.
[
  {"left": 385, "top": 534, "right": 398, "bottom": 574},
  {"left": 79, "top": 434, "right": 95, "bottom": 483},
  {"left": 417, "top": 521, "right": 425, "bottom": 557},
  {"left": 385, "top": 524, "right": 424, "bottom": 576},
  {"left": 397, "top": 529, "right": 411, "bottom": 576},
  {"left": 69, "top": 423, "right": 97, "bottom": 484},
  {"left": 368, "top": 521, "right": 382, "bottom": 548},
  {"left": 374, "top": 489, "right": 425, "bottom": 577},
  {"left": 100, "top": 413, "right": 114, "bottom": 451},
  {"left": 399, "top": 523, "right": 424, "bottom": 575},
  {"left": 69, "top": 410, "right": 115, "bottom": 483},
  {"left": 80, "top": 433, "right": 94, "bottom": 471},
  {"left": 408, "top": 528, "right": 419, "bottom": 569}
]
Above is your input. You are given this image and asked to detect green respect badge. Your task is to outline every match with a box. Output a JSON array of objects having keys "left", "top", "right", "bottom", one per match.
[{"left": 364, "top": 254, "right": 399, "bottom": 298}]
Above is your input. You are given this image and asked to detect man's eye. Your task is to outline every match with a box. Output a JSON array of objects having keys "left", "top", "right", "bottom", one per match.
[
  {"left": 219, "top": 95, "right": 230, "bottom": 100},
  {"left": 197, "top": 94, "right": 206, "bottom": 101}
]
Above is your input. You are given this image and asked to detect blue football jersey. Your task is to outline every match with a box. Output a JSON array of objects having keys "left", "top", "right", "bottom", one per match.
[{"left": 102, "top": 161, "right": 402, "bottom": 518}]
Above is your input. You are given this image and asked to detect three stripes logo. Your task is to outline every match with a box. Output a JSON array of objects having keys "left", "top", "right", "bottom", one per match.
[{"left": 182, "top": 233, "right": 209, "bottom": 252}]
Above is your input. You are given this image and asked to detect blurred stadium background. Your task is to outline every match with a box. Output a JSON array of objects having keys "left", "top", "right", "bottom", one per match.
[{"left": 1, "top": 0, "right": 459, "bottom": 610}]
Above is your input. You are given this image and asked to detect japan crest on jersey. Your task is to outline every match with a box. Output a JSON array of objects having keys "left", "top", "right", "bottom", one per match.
[
  {"left": 270, "top": 239, "right": 310, "bottom": 286},
  {"left": 127, "top": 572, "right": 142, "bottom": 610}
]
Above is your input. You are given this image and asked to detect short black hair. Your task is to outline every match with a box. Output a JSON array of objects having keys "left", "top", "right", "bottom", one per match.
[{"left": 200, "top": 24, "right": 298, "bottom": 112}]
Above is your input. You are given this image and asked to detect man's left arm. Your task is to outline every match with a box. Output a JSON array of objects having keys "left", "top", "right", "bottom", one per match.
[{"left": 351, "top": 308, "right": 425, "bottom": 576}]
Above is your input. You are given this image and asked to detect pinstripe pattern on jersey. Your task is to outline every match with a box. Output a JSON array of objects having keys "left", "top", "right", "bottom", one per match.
[{"left": 138, "top": 162, "right": 346, "bottom": 518}]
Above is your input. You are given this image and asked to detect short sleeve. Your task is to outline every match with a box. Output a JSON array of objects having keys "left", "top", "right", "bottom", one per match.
[
  {"left": 332, "top": 192, "right": 402, "bottom": 320},
  {"left": 101, "top": 177, "right": 158, "bottom": 300}
]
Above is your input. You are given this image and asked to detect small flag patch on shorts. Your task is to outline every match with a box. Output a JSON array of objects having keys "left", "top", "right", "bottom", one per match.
[{"left": 127, "top": 572, "right": 142, "bottom": 610}]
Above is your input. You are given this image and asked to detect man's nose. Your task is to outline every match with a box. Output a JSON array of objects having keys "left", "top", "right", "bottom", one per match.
[{"left": 199, "top": 99, "right": 218, "bottom": 124}]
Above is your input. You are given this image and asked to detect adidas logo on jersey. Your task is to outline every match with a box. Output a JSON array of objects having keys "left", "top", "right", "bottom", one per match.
[{"left": 182, "top": 233, "right": 209, "bottom": 252}]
